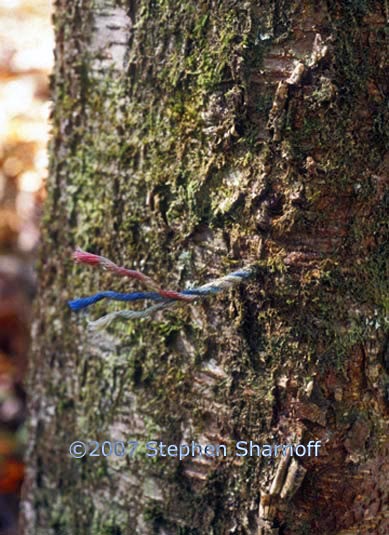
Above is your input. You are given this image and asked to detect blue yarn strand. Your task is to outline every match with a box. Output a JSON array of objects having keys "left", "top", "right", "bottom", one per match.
[{"left": 68, "top": 291, "right": 164, "bottom": 311}]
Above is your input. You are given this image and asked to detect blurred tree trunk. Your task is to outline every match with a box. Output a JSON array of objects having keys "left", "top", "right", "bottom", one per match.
[{"left": 20, "top": 1, "right": 388, "bottom": 534}]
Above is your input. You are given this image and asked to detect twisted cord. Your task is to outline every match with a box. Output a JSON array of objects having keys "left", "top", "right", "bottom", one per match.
[
  {"left": 88, "top": 301, "right": 177, "bottom": 330},
  {"left": 69, "top": 267, "right": 255, "bottom": 311},
  {"left": 87, "top": 265, "right": 256, "bottom": 330},
  {"left": 73, "top": 249, "right": 193, "bottom": 302}
]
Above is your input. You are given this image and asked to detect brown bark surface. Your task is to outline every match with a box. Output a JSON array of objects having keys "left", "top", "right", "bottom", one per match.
[{"left": 21, "top": 1, "right": 388, "bottom": 534}]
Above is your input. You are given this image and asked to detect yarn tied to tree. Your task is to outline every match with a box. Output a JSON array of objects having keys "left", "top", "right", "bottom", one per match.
[{"left": 68, "top": 249, "right": 257, "bottom": 330}]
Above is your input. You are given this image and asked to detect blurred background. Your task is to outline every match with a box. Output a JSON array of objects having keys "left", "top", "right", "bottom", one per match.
[{"left": 0, "top": 1, "right": 52, "bottom": 533}]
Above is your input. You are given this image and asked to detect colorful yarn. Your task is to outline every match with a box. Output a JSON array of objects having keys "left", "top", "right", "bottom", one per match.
[
  {"left": 69, "top": 249, "right": 257, "bottom": 330},
  {"left": 73, "top": 249, "right": 193, "bottom": 302},
  {"left": 88, "top": 266, "right": 255, "bottom": 330}
]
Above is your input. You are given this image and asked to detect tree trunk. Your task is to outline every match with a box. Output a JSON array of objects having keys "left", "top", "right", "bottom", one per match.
[{"left": 20, "top": 1, "right": 388, "bottom": 534}]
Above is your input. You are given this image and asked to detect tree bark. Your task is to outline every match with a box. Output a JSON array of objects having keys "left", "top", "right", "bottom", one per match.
[{"left": 20, "top": 1, "right": 388, "bottom": 534}]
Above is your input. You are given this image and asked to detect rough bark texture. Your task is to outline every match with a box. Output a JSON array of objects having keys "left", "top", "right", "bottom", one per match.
[{"left": 21, "top": 1, "right": 388, "bottom": 534}]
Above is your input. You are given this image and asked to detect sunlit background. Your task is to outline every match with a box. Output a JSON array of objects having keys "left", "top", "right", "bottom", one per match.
[{"left": 0, "top": 1, "right": 53, "bottom": 532}]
